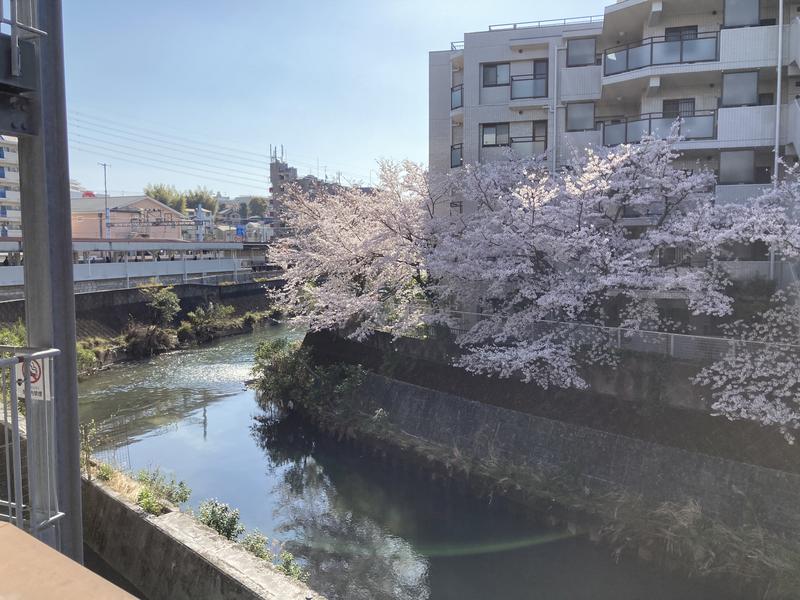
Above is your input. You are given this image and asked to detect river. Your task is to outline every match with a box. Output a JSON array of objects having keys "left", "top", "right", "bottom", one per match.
[{"left": 79, "top": 325, "right": 727, "bottom": 600}]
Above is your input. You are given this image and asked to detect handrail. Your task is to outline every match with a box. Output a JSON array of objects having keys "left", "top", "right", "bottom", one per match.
[
  {"left": 604, "top": 30, "right": 719, "bottom": 54},
  {"left": 603, "top": 30, "right": 719, "bottom": 76},
  {"left": 511, "top": 73, "right": 547, "bottom": 80},
  {"left": 600, "top": 110, "right": 717, "bottom": 145},
  {"left": 489, "top": 14, "right": 603, "bottom": 31},
  {"left": 451, "top": 41, "right": 464, "bottom": 51}
]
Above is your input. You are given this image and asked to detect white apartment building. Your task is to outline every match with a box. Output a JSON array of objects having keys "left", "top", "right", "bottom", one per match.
[
  {"left": 430, "top": 0, "right": 800, "bottom": 213},
  {"left": 0, "top": 135, "right": 21, "bottom": 236}
]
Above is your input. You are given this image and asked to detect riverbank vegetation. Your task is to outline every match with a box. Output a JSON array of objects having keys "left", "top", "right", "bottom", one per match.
[
  {"left": 251, "top": 336, "right": 800, "bottom": 598},
  {"left": 252, "top": 337, "right": 364, "bottom": 414},
  {"left": 85, "top": 460, "right": 308, "bottom": 581}
]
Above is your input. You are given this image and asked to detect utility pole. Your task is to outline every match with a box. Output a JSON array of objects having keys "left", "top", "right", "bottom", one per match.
[{"left": 98, "top": 161, "right": 109, "bottom": 238}]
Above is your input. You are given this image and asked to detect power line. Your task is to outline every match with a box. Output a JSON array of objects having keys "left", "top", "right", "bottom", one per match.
[
  {"left": 70, "top": 132, "right": 269, "bottom": 182},
  {"left": 69, "top": 137, "right": 268, "bottom": 186},
  {"left": 69, "top": 116, "right": 269, "bottom": 168},
  {"left": 69, "top": 110, "right": 372, "bottom": 181},
  {"left": 69, "top": 144, "right": 268, "bottom": 192}
]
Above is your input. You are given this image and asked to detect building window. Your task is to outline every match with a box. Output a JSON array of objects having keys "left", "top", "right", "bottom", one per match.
[
  {"left": 481, "top": 123, "right": 510, "bottom": 146},
  {"left": 566, "top": 38, "right": 596, "bottom": 67},
  {"left": 724, "top": 0, "right": 760, "bottom": 28},
  {"left": 0, "top": 188, "right": 6, "bottom": 199},
  {"left": 721, "top": 71, "right": 758, "bottom": 106},
  {"left": 719, "top": 150, "right": 755, "bottom": 184},
  {"left": 566, "top": 102, "right": 595, "bottom": 131},
  {"left": 664, "top": 26, "right": 699, "bottom": 41},
  {"left": 758, "top": 92, "right": 774, "bottom": 105},
  {"left": 663, "top": 98, "right": 696, "bottom": 118},
  {"left": 511, "top": 60, "right": 549, "bottom": 99},
  {"left": 482, "top": 63, "right": 510, "bottom": 87}
]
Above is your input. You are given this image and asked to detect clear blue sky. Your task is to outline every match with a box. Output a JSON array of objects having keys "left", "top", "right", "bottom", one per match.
[{"left": 63, "top": 0, "right": 595, "bottom": 198}]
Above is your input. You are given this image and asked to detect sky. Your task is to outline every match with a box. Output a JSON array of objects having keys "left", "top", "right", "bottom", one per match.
[{"left": 63, "top": 0, "right": 595, "bottom": 198}]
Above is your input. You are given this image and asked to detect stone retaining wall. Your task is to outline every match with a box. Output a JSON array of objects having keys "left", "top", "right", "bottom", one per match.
[
  {"left": 357, "top": 373, "right": 800, "bottom": 538},
  {"left": 82, "top": 478, "right": 322, "bottom": 600}
]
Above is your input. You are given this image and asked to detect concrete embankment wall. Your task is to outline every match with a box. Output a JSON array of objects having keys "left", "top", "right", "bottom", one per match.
[
  {"left": 82, "top": 479, "right": 322, "bottom": 600},
  {"left": 305, "top": 331, "right": 800, "bottom": 538},
  {"left": 354, "top": 373, "right": 800, "bottom": 537},
  {"left": 0, "top": 279, "right": 280, "bottom": 339}
]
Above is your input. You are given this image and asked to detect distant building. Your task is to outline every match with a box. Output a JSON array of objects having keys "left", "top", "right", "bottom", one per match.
[
  {"left": 71, "top": 195, "right": 186, "bottom": 240},
  {"left": 0, "top": 136, "right": 21, "bottom": 237}
]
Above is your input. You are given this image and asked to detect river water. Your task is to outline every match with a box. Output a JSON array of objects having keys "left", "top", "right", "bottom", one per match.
[{"left": 79, "top": 325, "right": 726, "bottom": 600}]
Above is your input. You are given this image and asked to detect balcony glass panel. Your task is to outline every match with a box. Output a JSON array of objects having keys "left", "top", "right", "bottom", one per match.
[
  {"left": 510, "top": 140, "right": 546, "bottom": 156},
  {"left": 681, "top": 114, "right": 715, "bottom": 139},
  {"left": 628, "top": 45, "right": 650, "bottom": 70},
  {"left": 451, "top": 86, "right": 463, "bottom": 110},
  {"left": 682, "top": 37, "right": 716, "bottom": 62},
  {"left": 603, "top": 32, "right": 718, "bottom": 76},
  {"left": 604, "top": 50, "right": 627, "bottom": 75},
  {"left": 603, "top": 122, "right": 626, "bottom": 146},
  {"left": 650, "top": 117, "right": 674, "bottom": 139},
  {"left": 652, "top": 40, "right": 681, "bottom": 64},
  {"left": 626, "top": 119, "right": 649, "bottom": 143},
  {"left": 450, "top": 145, "right": 462, "bottom": 168}
]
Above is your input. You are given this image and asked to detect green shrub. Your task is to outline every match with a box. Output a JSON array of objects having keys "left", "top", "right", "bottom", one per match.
[
  {"left": 135, "top": 467, "right": 191, "bottom": 505},
  {"left": 96, "top": 463, "right": 114, "bottom": 481},
  {"left": 241, "top": 529, "right": 273, "bottom": 561},
  {"left": 186, "top": 303, "right": 236, "bottom": 342},
  {"left": 198, "top": 499, "right": 245, "bottom": 540},
  {"left": 277, "top": 550, "right": 308, "bottom": 582},
  {"left": 76, "top": 344, "right": 99, "bottom": 374},
  {"left": 242, "top": 312, "right": 259, "bottom": 328},
  {"left": 176, "top": 321, "right": 196, "bottom": 344},
  {"left": 137, "top": 486, "right": 164, "bottom": 515},
  {"left": 141, "top": 285, "right": 181, "bottom": 327},
  {"left": 0, "top": 320, "right": 26, "bottom": 347},
  {"left": 252, "top": 337, "right": 364, "bottom": 412},
  {"left": 124, "top": 325, "right": 177, "bottom": 358}
]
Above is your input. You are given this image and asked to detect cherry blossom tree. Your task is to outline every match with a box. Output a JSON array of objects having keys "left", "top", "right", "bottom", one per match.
[
  {"left": 269, "top": 160, "right": 446, "bottom": 339},
  {"left": 429, "top": 134, "right": 800, "bottom": 389}
]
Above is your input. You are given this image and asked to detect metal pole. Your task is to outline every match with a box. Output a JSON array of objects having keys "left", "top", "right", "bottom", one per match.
[
  {"left": 19, "top": 0, "right": 82, "bottom": 562},
  {"left": 774, "top": 0, "right": 784, "bottom": 185},
  {"left": 98, "top": 161, "right": 109, "bottom": 238}
]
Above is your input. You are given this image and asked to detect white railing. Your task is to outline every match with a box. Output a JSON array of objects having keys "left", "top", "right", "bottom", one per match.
[
  {"left": 0, "top": 347, "right": 63, "bottom": 538},
  {"left": 443, "top": 309, "right": 799, "bottom": 363},
  {"left": 488, "top": 15, "right": 603, "bottom": 31}
]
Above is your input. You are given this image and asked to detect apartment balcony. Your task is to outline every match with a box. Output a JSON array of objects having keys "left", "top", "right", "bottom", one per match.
[
  {"left": 717, "top": 104, "right": 782, "bottom": 148},
  {"left": 0, "top": 171, "right": 19, "bottom": 184},
  {"left": 601, "top": 111, "right": 716, "bottom": 146},
  {"left": 603, "top": 32, "right": 719, "bottom": 77},
  {"left": 714, "top": 183, "right": 771, "bottom": 205},
  {"left": 450, "top": 143, "right": 463, "bottom": 168},
  {"left": 603, "top": 25, "right": 786, "bottom": 85},
  {"left": 560, "top": 65, "right": 602, "bottom": 101},
  {"left": 450, "top": 84, "right": 463, "bottom": 111},
  {"left": 509, "top": 73, "right": 548, "bottom": 108},
  {"left": 480, "top": 138, "right": 546, "bottom": 163},
  {"left": 510, "top": 137, "right": 546, "bottom": 157}
]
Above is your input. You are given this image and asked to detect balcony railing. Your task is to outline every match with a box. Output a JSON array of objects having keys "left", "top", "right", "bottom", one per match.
[
  {"left": 603, "top": 31, "right": 719, "bottom": 76},
  {"left": 450, "top": 143, "right": 463, "bottom": 168},
  {"left": 451, "top": 84, "right": 463, "bottom": 110},
  {"left": 601, "top": 111, "right": 716, "bottom": 146},
  {"left": 488, "top": 14, "right": 603, "bottom": 31},
  {"left": 510, "top": 136, "right": 546, "bottom": 157},
  {"left": 510, "top": 74, "right": 547, "bottom": 100},
  {"left": 450, "top": 41, "right": 464, "bottom": 51}
]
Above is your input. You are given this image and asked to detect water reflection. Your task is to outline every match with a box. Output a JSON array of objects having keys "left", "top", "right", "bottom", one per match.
[{"left": 80, "top": 327, "right": 729, "bottom": 600}]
